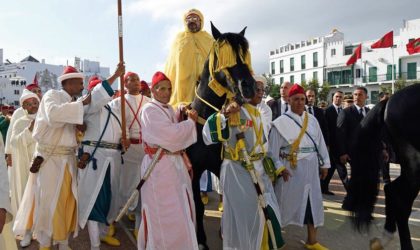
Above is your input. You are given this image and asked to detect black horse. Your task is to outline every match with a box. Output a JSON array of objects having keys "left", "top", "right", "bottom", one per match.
[
  {"left": 344, "top": 83, "right": 420, "bottom": 250},
  {"left": 186, "top": 23, "right": 256, "bottom": 248}
]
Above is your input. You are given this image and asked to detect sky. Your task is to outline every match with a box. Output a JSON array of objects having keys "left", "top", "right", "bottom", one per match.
[{"left": 0, "top": 0, "right": 419, "bottom": 81}]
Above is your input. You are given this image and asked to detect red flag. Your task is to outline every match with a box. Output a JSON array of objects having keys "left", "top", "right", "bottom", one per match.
[
  {"left": 346, "top": 44, "right": 362, "bottom": 66},
  {"left": 371, "top": 31, "right": 393, "bottom": 49},
  {"left": 33, "top": 73, "right": 39, "bottom": 85},
  {"left": 406, "top": 38, "right": 420, "bottom": 55}
]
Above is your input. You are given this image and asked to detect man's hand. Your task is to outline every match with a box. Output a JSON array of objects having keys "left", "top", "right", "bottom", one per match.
[
  {"left": 187, "top": 109, "right": 198, "bottom": 122},
  {"left": 281, "top": 169, "right": 291, "bottom": 182},
  {"left": 0, "top": 208, "right": 6, "bottom": 234},
  {"left": 77, "top": 153, "right": 90, "bottom": 169},
  {"left": 28, "top": 119, "right": 35, "bottom": 132},
  {"left": 340, "top": 154, "right": 350, "bottom": 165},
  {"left": 5, "top": 154, "right": 12, "bottom": 167},
  {"left": 30, "top": 156, "right": 44, "bottom": 173},
  {"left": 223, "top": 101, "right": 240, "bottom": 117},
  {"left": 107, "top": 62, "right": 126, "bottom": 85},
  {"left": 121, "top": 138, "right": 131, "bottom": 151},
  {"left": 81, "top": 93, "right": 92, "bottom": 106},
  {"left": 320, "top": 168, "right": 328, "bottom": 180}
]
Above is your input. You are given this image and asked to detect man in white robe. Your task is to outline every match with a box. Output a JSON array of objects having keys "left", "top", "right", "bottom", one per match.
[
  {"left": 202, "top": 92, "right": 285, "bottom": 249},
  {"left": 268, "top": 84, "right": 330, "bottom": 250},
  {"left": 77, "top": 65, "right": 126, "bottom": 249},
  {"left": 110, "top": 71, "right": 150, "bottom": 238},
  {"left": 10, "top": 89, "right": 40, "bottom": 247},
  {"left": 138, "top": 71, "right": 198, "bottom": 250},
  {"left": 31, "top": 66, "right": 91, "bottom": 250},
  {"left": 4, "top": 83, "right": 42, "bottom": 168},
  {"left": 0, "top": 133, "right": 18, "bottom": 250}
]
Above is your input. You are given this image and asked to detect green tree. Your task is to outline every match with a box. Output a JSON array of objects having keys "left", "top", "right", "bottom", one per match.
[
  {"left": 262, "top": 73, "right": 280, "bottom": 99},
  {"left": 380, "top": 77, "right": 411, "bottom": 94},
  {"left": 300, "top": 79, "right": 330, "bottom": 104}
]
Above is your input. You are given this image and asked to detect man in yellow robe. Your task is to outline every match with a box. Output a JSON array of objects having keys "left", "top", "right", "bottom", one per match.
[{"left": 164, "top": 9, "right": 214, "bottom": 107}]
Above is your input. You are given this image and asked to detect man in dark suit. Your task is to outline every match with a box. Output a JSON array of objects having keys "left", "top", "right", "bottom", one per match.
[
  {"left": 305, "top": 89, "right": 329, "bottom": 146},
  {"left": 337, "top": 87, "right": 370, "bottom": 209},
  {"left": 337, "top": 86, "right": 370, "bottom": 166},
  {"left": 322, "top": 91, "right": 346, "bottom": 195},
  {"left": 267, "top": 81, "right": 293, "bottom": 120}
]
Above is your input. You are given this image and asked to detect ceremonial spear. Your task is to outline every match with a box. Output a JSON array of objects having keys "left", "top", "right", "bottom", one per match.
[{"left": 117, "top": 0, "right": 126, "bottom": 142}]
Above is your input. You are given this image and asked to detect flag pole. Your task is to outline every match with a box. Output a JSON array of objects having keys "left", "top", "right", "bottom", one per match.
[
  {"left": 391, "top": 45, "right": 395, "bottom": 94},
  {"left": 117, "top": 0, "right": 127, "bottom": 143}
]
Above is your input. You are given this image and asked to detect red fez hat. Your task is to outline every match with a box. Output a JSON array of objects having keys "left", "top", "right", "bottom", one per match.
[
  {"left": 151, "top": 71, "right": 170, "bottom": 88},
  {"left": 140, "top": 80, "right": 150, "bottom": 91},
  {"left": 124, "top": 72, "right": 138, "bottom": 83},
  {"left": 58, "top": 66, "right": 84, "bottom": 83},
  {"left": 26, "top": 83, "right": 40, "bottom": 91},
  {"left": 87, "top": 76, "right": 102, "bottom": 91},
  {"left": 288, "top": 84, "right": 305, "bottom": 97}
]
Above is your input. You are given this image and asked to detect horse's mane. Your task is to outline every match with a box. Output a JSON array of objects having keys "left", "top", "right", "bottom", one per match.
[{"left": 215, "top": 32, "right": 249, "bottom": 59}]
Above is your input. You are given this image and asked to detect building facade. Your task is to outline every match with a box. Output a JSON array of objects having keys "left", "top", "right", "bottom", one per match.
[
  {"left": 269, "top": 18, "right": 420, "bottom": 104},
  {"left": 0, "top": 49, "right": 109, "bottom": 107}
]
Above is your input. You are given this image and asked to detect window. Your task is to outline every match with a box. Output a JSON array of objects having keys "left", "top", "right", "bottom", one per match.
[
  {"left": 280, "top": 77, "right": 284, "bottom": 84},
  {"left": 271, "top": 61, "right": 276, "bottom": 75},
  {"left": 291, "top": 45, "right": 294, "bottom": 50},
  {"left": 313, "top": 52, "right": 318, "bottom": 67},
  {"left": 301, "top": 55, "right": 306, "bottom": 70},
  {"left": 407, "top": 62, "right": 417, "bottom": 79},
  {"left": 290, "top": 58, "right": 294, "bottom": 71},
  {"left": 313, "top": 39, "right": 318, "bottom": 44},
  {"left": 290, "top": 75, "right": 295, "bottom": 83},
  {"left": 369, "top": 67, "right": 377, "bottom": 82},
  {"left": 386, "top": 64, "right": 396, "bottom": 80},
  {"left": 371, "top": 91, "right": 379, "bottom": 104},
  {"left": 296, "top": 44, "right": 300, "bottom": 49},
  {"left": 301, "top": 73, "right": 306, "bottom": 83},
  {"left": 344, "top": 46, "right": 353, "bottom": 55},
  {"left": 331, "top": 48, "right": 336, "bottom": 56},
  {"left": 356, "top": 69, "right": 361, "bottom": 78},
  {"left": 14, "top": 90, "right": 20, "bottom": 95},
  {"left": 313, "top": 71, "right": 318, "bottom": 80},
  {"left": 280, "top": 60, "right": 284, "bottom": 73}
]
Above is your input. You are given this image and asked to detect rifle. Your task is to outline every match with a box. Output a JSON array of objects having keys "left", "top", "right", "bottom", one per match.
[{"left": 115, "top": 147, "right": 163, "bottom": 222}]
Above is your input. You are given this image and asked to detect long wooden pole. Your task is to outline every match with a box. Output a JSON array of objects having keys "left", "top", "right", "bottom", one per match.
[{"left": 117, "top": 0, "right": 127, "bottom": 142}]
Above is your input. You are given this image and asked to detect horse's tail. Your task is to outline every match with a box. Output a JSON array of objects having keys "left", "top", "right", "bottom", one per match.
[{"left": 344, "top": 100, "right": 389, "bottom": 231}]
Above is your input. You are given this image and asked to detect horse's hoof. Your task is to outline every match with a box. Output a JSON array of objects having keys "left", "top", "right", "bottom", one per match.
[{"left": 370, "top": 238, "right": 384, "bottom": 250}]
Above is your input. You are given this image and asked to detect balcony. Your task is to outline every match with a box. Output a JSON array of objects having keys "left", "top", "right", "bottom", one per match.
[{"left": 326, "top": 71, "right": 420, "bottom": 86}]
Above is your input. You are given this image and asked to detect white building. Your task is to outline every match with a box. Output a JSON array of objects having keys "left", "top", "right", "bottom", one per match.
[
  {"left": 269, "top": 18, "right": 420, "bottom": 104},
  {"left": 0, "top": 49, "right": 110, "bottom": 107}
]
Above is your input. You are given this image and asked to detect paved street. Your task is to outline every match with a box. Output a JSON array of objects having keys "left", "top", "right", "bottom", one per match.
[{"left": 16, "top": 164, "right": 420, "bottom": 249}]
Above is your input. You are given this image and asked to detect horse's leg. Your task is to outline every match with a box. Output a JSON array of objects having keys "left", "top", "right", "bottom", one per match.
[
  {"left": 389, "top": 175, "right": 419, "bottom": 250},
  {"left": 383, "top": 180, "right": 397, "bottom": 235},
  {"left": 192, "top": 162, "right": 207, "bottom": 248}
]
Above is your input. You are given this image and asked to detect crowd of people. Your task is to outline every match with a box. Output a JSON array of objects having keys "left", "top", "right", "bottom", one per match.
[{"left": 0, "top": 8, "right": 393, "bottom": 250}]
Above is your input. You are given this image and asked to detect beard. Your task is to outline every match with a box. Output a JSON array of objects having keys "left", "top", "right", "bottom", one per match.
[{"left": 187, "top": 22, "right": 200, "bottom": 33}]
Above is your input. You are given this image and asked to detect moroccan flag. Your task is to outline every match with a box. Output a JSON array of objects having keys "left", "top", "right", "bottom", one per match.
[
  {"left": 33, "top": 73, "right": 39, "bottom": 85},
  {"left": 346, "top": 44, "right": 362, "bottom": 66},
  {"left": 371, "top": 31, "right": 393, "bottom": 49},
  {"left": 406, "top": 38, "right": 420, "bottom": 55}
]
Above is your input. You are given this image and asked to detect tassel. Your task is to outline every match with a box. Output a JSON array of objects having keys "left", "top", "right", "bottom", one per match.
[{"left": 228, "top": 112, "right": 241, "bottom": 126}]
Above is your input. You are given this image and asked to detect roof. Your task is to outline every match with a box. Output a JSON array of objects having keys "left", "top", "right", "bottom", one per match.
[{"left": 20, "top": 55, "right": 39, "bottom": 63}]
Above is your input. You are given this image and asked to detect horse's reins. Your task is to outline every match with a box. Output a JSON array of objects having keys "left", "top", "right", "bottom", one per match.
[{"left": 193, "top": 86, "right": 220, "bottom": 125}]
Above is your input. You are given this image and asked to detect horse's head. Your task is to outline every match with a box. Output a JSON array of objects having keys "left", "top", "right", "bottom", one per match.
[{"left": 208, "top": 22, "right": 256, "bottom": 105}]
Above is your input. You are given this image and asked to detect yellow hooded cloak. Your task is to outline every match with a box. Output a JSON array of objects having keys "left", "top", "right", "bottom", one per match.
[{"left": 164, "top": 9, "right": 214, "bottom": 107}]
